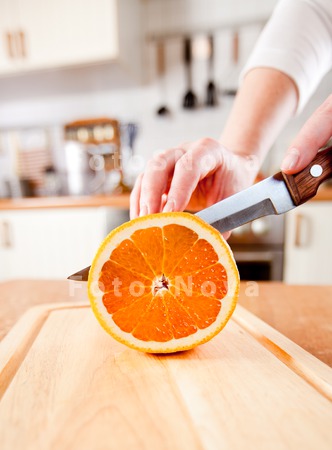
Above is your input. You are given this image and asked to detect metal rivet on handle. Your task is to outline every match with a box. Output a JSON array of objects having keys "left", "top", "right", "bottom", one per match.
[{"left": 310, "top": 164, "right": 323, "bottom": 177}]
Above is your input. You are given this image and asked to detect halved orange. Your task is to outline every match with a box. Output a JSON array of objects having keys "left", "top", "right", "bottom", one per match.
[{"left": 88, "top": 212, "right": 239, "bottom": 353}]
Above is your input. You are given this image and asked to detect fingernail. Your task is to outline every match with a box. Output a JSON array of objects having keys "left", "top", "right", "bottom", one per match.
[
  {"left": 139, "top": 204, "right": 148, "bottom": 217},
  {"left": 163, "top": 198, "right": 175, "bottom": 212},
  {"left": 281, "top": 147, "right": 300, "bottom": 171}
]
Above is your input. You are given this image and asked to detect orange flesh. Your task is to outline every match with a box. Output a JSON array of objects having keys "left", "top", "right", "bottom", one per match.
[{"left": 99, "top": 224, "right": 228, "bottom": 342}]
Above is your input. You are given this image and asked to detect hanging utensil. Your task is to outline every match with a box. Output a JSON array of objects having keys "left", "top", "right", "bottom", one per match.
[
  {"left": 206, "top": 34, "right": 218, "bottom": 107},
  {"left": 232, "top": 30, "right": 240, "bottom": 65},
  {"left": 156, "top": 41, "right": 170, "bottom": 116},
  {"left": 223, "top": 29, "right": 240, "bottom": 97},
  {"left": 183, "top": 37, "right": 197, "bottom": 109}
]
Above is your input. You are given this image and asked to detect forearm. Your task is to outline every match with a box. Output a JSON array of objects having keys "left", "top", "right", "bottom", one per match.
[
  {"left": 220, "top": 67, "right": 298, "bottom": 167},
  {"left": 221, "top": 0, "right": 332, "bottom": 168}
]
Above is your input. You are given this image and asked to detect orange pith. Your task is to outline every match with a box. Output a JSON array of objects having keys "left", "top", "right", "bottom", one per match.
[{"left": 88, "top": 212, "right": 239, "bottom": 353}]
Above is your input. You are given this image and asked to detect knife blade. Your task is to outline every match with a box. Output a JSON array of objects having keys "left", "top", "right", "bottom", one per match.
[
  {"left": 68, "top": 145, "right": 332, "bottom": 281},
  {"left": 196, "top": 172, "right": 294, "bottom": 232}
]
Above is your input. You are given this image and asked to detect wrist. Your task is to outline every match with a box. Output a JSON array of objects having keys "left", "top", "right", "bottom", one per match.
[
  {"left": 219, "top": 139, "right": 261, "bottom": 187},
  {"left": 234, "top": 153, "right": 260, "bottom": 186}
]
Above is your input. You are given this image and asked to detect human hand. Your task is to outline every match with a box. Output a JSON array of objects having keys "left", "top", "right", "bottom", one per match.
[
  {"left": 281, "top": 95, "right": 332, "bottom": 173},
  {"left": 130, "top": 137, "right": 258, "bottom": 219}
]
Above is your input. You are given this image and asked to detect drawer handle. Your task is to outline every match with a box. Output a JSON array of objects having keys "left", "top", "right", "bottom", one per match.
[
  {"left": 6, "top": 32, "right": 15, "bottom": 58},
  {"left": 294, "top": 214, "right": 310, "bottom": 247},
  {"left": 18, "top": 30, "right": 26, "bottom": 58},
  {"left": 1, "top": 221, "right": 12, "bottom": 248}
]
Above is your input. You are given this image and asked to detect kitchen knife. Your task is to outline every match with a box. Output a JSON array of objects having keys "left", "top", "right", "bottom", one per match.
[{"left": 68, "top": 145, "right": 332, "bottom": 281}]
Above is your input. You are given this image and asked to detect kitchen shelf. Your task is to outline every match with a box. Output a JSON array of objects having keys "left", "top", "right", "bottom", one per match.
[{"left": 146, "top": 17, "right": 267, "bottom": 42}]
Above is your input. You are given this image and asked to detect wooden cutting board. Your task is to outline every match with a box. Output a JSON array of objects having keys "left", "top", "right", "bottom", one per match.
[{"left": 0, "top": 302, "right": 332, "bottom": 450}]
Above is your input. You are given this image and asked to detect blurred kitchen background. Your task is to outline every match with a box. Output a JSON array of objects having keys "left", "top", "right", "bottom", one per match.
[{"left": 0, "top": 0, "right": 331, "bottom": 284}]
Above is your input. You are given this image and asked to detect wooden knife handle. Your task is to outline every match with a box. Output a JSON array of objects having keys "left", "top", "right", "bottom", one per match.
[{"left": 282, "top": 145, "right": 332, "bottom": 205}]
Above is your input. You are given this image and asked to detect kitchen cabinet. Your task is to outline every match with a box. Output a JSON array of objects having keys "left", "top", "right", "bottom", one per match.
[
  {"left": 0, "top": 0, "right": 141, "bottom": 76},
  {"left": 0, "top": 207, "right": 129, "bottom": 281},
  {"left": 284, "top": 201, "right": 332, "bottom": 285}
]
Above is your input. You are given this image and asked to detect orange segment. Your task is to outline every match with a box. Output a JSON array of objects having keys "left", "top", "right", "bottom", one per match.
[
  {"left": 162, "top": 224, "right": 198, "bottom": 274},
  {"left": 130, "top": 227, "right": 164, "bottom": 275},
  {"left": 99, "top": 260, "right": 150, "bottom": 293},
  {"left": 102, "top": 289, "right": 152, "bottom": 315},
  {"left": 132, "top": 295, "right": 174, "bottom": 342},
  {"left": 168, "top": 263, "right": 228, "bottom": 299},
  {"left": 88, "top": 212, "right": 239, "bottom": 353},
  {"left": 170, "top": 238, "right": 219, "bottom": 275},
  {"left": 162, "top": 291, "right": 198, "bottom": 339},
  {"left": 109, "top": 239, "right": 154, "bottom": 278},
  {"left": 112, "top": 294, "right": 153, "bottom": 333},
  {"left": 190, "top": 264, "right": 228, "bottom": 298},
  {"left": 176, "top": 294, "right": 222, "bottom": 329}
]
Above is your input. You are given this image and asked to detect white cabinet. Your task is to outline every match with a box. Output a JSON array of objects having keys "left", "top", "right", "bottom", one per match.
[
  {"left": 0, "top": 207, "right": 129, "bottom": 281},
  {"left": 284, "top": 202, "right": 332, "bottom": 285},
  {"left": 0, "top": 0, "right": 141, "bottom": 76}
]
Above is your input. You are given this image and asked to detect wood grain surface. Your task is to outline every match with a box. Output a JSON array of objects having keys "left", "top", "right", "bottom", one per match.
[
  {"left": 1, "top": 280, "right": 331, "bottom": 367},
  {"left": 0, "top": 302, "right": 331, "bottom": 450},
  {"left": 282, "top": 146, "right": 332, "bottom": 205}
]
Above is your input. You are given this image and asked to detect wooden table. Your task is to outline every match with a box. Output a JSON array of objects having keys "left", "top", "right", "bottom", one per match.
[{"left": 0, "top": 280, "right": 331, "bottom": 367}]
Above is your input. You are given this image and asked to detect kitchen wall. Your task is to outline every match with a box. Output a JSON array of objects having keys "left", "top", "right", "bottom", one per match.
[{"left": 0, "top": 0, "right": 331, "bottom": 184}]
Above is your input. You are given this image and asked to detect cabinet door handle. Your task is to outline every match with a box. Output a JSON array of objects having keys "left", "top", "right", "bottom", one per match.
[
  {"left": 6, "top": 32, "right": 15, "bottom": 58},
  {"left": 1, "top": 221, "right": 12, "bottom": 248},
  {"left": 18, "top": 30, "right": 26, "bottom": 58},
  {"left": 294, "top": 214, "right": 311, "bottom": 247}
]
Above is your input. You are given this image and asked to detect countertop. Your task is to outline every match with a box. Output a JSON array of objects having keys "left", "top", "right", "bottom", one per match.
[
  {"left": 0, "top": 194, "right": 131, "bottom": 210},
  {"left": 1, "top": 280, "right": 331, "bottom": 367},
  {"left": 1, "top": 185, "right": 332, "bottom": 210}
]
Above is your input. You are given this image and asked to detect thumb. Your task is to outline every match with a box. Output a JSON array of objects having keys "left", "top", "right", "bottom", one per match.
[{"left": 281, "top": 95, "right": 332, "bottom": 174}]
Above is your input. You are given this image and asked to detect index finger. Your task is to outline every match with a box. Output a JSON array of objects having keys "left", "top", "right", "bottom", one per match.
[
  {"left": 282, "top": 95, "right": 332, "bottom": 174},
  {"left": 163, "top": 139, "right": 224, "bottom": 212},
  {"left": 138, "top": 147, "right": 186, "bottom": 215}
]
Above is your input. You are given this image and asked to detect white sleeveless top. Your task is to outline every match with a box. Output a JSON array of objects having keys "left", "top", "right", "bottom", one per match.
[{"left": 241, "top": 0, "right": 332, "bottom": 113}]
